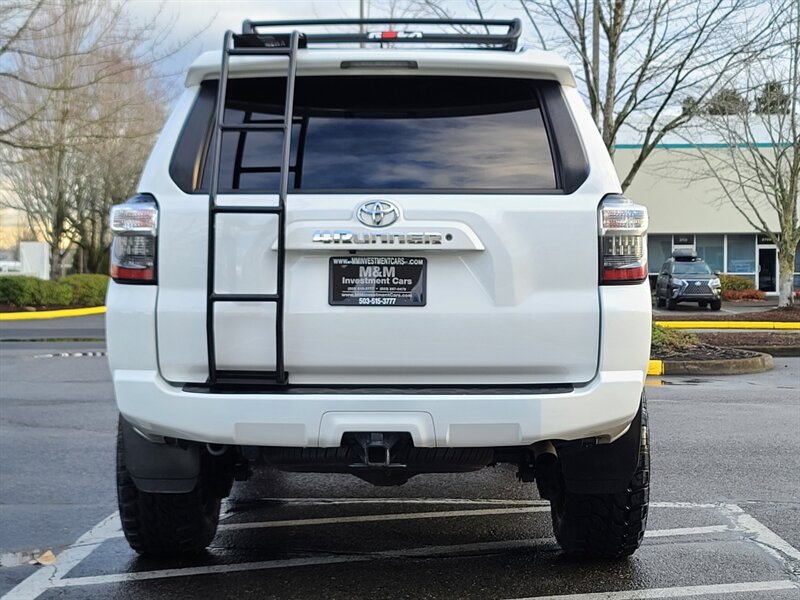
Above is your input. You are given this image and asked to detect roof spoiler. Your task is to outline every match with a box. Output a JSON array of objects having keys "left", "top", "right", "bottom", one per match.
[{"left": 236, "top": 18, "right": 522, "bottom": 52}]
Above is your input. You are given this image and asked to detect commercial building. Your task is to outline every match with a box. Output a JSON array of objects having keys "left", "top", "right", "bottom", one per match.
[{"left": 615, "top": 136, "right": 798, "bottom": 295}]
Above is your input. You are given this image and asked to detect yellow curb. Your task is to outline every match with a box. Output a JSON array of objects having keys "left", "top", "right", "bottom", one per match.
[
  {"left": 0, "top": 306, "right": 106, "bottom": 321},
  {"left": 655, "top": 320, "right": 800, "bottom": 330},
  {"left": 647, "top": 359, "right": 664, "bottom": 376}
]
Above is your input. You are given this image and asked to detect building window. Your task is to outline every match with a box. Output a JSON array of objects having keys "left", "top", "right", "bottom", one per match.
[
  {"left": 696, "top": 234, "right": 724, "bottom": 273},
  {"left": 648, "top": 234, "right": 672, "bottom": 273},
  {"left": 794, "top": 243, "right": 800, "bottom": 290},
  {"left": 727, "top": 234, "right": 756, "bottom": 274}
]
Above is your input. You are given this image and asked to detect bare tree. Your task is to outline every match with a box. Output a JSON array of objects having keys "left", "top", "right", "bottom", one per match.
[
  {"left": 0, "top": 0, "right": 180, "bottom": 151},
  {"left": 677, "top": 3, "right": 799, "bottom": 308},
  {"left": 410, "top": 0, "right": 786, "bottom": 191},
  {"left": 0, "top": 0, "right": 58, "bottom": 147},
  {"left": 66, "top": 53, "right": 166, "bottom": 274},
  {"left": 530, "top": 0, "right": 793, "bottom": 189},
  {"left": 0, "top": 1, "right": 169, "bottom": 278}
]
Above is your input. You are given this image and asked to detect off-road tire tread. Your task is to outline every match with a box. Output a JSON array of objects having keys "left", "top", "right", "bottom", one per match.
[
  {"left": 116, "top": 424, "right": 220, "bottom": 556},
  {"left": 551, "top": 398, "right": 650, "bottom": 559}
]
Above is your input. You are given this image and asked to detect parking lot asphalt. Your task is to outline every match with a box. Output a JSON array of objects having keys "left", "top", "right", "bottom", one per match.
[
  {"left": 1, "top": 323, "right": 799, "bottom": 599},
  {"left": 0, "top": 315, "right": 105, "bottom": 342},
  {"left": 651, "top": 299, "right": 779, "bottom": 318}
]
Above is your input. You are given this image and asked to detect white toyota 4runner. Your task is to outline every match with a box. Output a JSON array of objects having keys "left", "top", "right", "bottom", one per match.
[{"left": 108, "top": 18, "right": 651, "bottom": 559}]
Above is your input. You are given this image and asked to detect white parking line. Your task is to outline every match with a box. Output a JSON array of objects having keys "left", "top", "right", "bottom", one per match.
[
  {"left": 720, "top": 503, "right": 800, "bottom": 574},
  {"left": 36, "top": 538, "right": 553, "bottom": 589},
  {"left": 4, "top": 500, "right": 800, "bottom": 600},
  {"left": 245, "top": 497, "right": 550, "bottom": 506},
  {"left": 218, "top": 506, "right": 550, "bottom": 531},
  {"left": 7, "top": 526, "right": 749, "bottom": 591},
  {"left": 3, "top": 512, "right": 121, "bottom": 600},
  {"left": 644, "top": 525, "right": 731, "bottom": 538},
  {"left": 506, "top": 580, "right": 799, "bottom": 600},
  {"left": 650, "top": 501, "right": 722, "bottom": 509}
]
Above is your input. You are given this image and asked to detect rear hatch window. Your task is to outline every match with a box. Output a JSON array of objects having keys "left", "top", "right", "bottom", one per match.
[{"left": 172, "top": 76, "right": 563, "bottom": 193}]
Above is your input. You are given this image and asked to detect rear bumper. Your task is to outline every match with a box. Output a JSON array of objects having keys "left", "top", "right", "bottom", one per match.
[
  {"left": 108, "top": 281, "right": 651, "bottom": 449},
  {"left": 114, "top": 368, "right": 644, "bottom": 448}
]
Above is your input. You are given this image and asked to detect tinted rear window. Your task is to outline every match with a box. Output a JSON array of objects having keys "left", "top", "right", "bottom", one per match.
[{"left": 175, "top": 76, "right": 560, "bottom": 193}]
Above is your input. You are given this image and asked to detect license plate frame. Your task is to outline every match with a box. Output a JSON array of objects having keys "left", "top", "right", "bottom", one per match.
[{"left": 329, "top": 256, "right": 427, "bottom": 306}]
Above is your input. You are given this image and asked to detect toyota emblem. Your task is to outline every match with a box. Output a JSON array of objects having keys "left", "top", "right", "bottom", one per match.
[{"left": 356, "top": 200, "right": 400, "bottom": 228}]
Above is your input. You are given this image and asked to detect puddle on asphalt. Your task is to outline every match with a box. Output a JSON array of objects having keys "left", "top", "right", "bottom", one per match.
[{"left": 646, "top": 377, "right": 716, "bottom": 387}]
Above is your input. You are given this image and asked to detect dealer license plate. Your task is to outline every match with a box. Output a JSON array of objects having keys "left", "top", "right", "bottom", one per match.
[{"left": 329, "top": 256, "right": 427, "bottom": 306}]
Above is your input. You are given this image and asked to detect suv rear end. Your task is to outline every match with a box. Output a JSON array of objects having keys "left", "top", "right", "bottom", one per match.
[{"left": 107, "top": 18, "right": 652, "bottom": 559}]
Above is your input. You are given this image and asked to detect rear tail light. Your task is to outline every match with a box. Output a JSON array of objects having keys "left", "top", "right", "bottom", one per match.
[
  {"left": 109, "top": 194, "right": 158, "bottom": 283},
  {"left": 598, "top": 195, "right": 648, "bottom": 285}
]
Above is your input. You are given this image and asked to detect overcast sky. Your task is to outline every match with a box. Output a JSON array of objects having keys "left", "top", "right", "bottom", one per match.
[{"left": 122, "top": 1, "right": 530, "bottom": 89}]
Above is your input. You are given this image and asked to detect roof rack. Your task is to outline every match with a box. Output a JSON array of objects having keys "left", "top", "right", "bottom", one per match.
[{"left": 236, "top": 18, "right": 522, "bottom": 51}]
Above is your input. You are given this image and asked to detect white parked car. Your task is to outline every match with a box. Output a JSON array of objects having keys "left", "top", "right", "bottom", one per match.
[{"left": 107, "top": 18, "right": 651, "bottom": 559}]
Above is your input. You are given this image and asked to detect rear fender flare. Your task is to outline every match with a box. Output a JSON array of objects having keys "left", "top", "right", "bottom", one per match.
[{"left": 554, "top": 395, "right": 644, "bottom": 494}]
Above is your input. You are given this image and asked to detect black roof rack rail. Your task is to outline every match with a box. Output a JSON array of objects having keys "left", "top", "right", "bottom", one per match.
[{"left": 237, "top": 18, "right": 522, "bottom": 51}]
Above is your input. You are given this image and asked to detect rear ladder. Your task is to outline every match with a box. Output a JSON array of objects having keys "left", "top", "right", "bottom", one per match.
[{"left": 206, "top": 30, "right": 301, "bottom": 386}]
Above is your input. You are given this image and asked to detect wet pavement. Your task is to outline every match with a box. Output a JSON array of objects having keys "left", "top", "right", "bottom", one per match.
[
  {"left": 651, "top": 299, "right": 779, "bottom": 318},
  {"left": 1, "top": 329, "right": 799, "bottom": 599}
]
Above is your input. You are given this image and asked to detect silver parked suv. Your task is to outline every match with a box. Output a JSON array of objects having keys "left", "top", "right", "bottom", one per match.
[{"left": 107, "top": 18, "right": 652, "bottom": 559}]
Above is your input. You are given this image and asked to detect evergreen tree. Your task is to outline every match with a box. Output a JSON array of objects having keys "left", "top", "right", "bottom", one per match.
[
  {"left": 754, "top": 81, "right": 791, "bottom": 114},
  {"left": 706, "top": 88, "right": 749, "bottom": 115}
]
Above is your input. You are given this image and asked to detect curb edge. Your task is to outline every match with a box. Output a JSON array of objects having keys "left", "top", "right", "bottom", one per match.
[
  {"left": 655, "top": 320, "right": 800, "bottom": 330},
  {"left": 660, "top": 352, "right": 774, "bottom": 376},
  {"left": 0, "top": 306, "right": 106, "bottom": 321}
]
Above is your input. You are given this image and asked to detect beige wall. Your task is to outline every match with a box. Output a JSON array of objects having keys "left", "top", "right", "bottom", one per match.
[{"left": 613, "top": 148, "right": 781, "bottom": 235}]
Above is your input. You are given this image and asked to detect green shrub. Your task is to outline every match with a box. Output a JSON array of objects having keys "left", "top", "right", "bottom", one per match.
[
  {"left": 0, "top": 276, "right": 41, "bottom": 306},
  {"left": 0, "top": 276, "right": 76, "bottom": 307},
  {"left": 651, "top": 323, "right": 698, "bottom": 356},
  {"left": 34, "top": 279, "right": 73, "bottom": 306},
  {"left": 720, "top": 274, "right": 755, "bottom": 291},
  {"left": 61, "top": 274, "right": 109, "bottom": 307}
]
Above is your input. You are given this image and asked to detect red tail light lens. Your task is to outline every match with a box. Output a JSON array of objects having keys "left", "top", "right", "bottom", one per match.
[
  {"left": 598, "top": 195, "right": 648, "bottom": 285},
  {"left": 110, "top": 194, "right": 158, "bottom": 283}
]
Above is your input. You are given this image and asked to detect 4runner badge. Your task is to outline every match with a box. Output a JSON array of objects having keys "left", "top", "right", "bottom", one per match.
[
  {"left": 312, "top": 231, "right": 444, "bottom": 245},
  {"left": 356, "top": 200, "right": 400, "bottom": 227}
]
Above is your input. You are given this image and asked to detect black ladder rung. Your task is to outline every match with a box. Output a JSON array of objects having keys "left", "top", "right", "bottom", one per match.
[
  {"left": 212, "top": 205, "right": 282, "bottom": 214},
  {"left": 212, "top": 370, "right": 287, "bottom": 386},
  {"left": 237, "top": 165, "right": 296, "bottom": 174},
  {"left": 228, "top": 47, "right": 293, "bottom": 56},
  {"left": 211, "top": 293, "right": 279, "bottom": 303},
  {"left": 220, "top": 123, "right": 286, "bottom": 132},
  {"left": 233, "top": 117, "right": 304, "bottom": 124}
]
